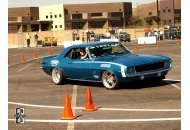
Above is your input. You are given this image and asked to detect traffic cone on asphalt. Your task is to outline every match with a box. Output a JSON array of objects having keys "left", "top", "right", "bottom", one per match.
[
  {"left": 33, "top": 52, "right": 37, "bottom": 59},
  {"left": 21, "top": 54, "right": 25, "bottom": 62},
  {"left": 176, "top": 39, "right": 180, "bottom": 45},
  {"left": 60, "top": 94, "right": 77, "bottom": 120},
  {"left": 83, "top": 88, "right": 98, "bottom": 112},
  {"left": 8, "top": 58, "right": 11, "bottom": 66},
  {"left": 156, "top": 42, "right": 160, "bottom": 48},
  {"left": 143, "top": 41, "right": 146, "bottom": 46},
  {"left": 48, "top": 50, "right": 52, "bottom": 56},
  {"left": 134, "top": 44, "right": 139, "bottom": 51}
]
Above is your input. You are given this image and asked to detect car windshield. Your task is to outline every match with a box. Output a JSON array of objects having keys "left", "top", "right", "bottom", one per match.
[{"left": 88, "top": 42, "right": 131, "bottom": 58}]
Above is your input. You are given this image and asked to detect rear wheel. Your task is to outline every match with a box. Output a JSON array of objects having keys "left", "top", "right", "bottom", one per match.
[
  {"left": 101, "top": 71, "right": 119, "bottom": 89},
  {"left": 52, "top": 68, "right": 63, "bottom": 85}
]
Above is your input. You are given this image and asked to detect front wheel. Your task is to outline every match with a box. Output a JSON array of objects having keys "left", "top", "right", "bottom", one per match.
[
  {"left": 52, "top": 68, "right": 63, "bottom": 85},
  {"left": 101, "top": 71, "right": 119, "bottom": 89}
]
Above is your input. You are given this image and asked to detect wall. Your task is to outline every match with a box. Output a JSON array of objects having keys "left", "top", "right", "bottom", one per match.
[
  {"left": 8, "top": 27, "right": 165, "bottom": 47},
  {"left": 64, "top": 3, "right": 125, "bottom": 14},
  {"left": 160, "top": 0, "right": 174, "bottom": 24},
  {"left": 39, "top": 4, "right": 65, "bottom": 31}
]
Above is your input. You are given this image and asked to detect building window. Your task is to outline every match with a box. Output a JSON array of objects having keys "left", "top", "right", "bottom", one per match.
[
  {"left": 163, "top": 9, "right": 166, "bottom": 13},
  {"left": 125, "top": 12, "right": 127, "bottom": 15},
  {"left": 55, "top": 25, "right": 57, "bottom": 28},
  {"left": 54, "top": 15, "right": 57, "bottom": 18},
  {"left": 60, "top": 25, "right": 62, "bottom": 28},
  {"left": 31, "top": 17, "right": 33, "bottom": 20},
  {"left": 59, "top": 14, "right": 62, "bottom": 17},
  {"left": 168, "top": 9, "right": 171, "bottom": 12},
  {"left": 111, "top": 12, "right": 123, "bottom": 17},
  {"left": 72, "top": 14, "right": 82, "bottom": 19},
  {"left": 149, "top": 12, "right": 152, "bottom": 16},
  {"left": 46, "top": 15, "right": 48, "bottom": 19},
  {"left": 91, "top": 13, "right": 102, "bottom": 17},
  {"left": 169, "top": 19, "right": 171, "bottom": 22},
  {"left": 51, "top": 26, "right": 53, "bottom": 29},
  {"left": 50, "top": 15, "right": 53, "bottom": 19},
  {"left": 128, "top": 12, "right": 131, "bottom": 15}
]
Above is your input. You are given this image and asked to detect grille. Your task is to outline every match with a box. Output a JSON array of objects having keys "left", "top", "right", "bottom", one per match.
[{"left": 135, "top": 62, "right": 164, "bottom": 72}]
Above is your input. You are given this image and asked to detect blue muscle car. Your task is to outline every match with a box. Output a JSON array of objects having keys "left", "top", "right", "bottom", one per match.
[{"left": 41, "top": 41, "right": 172, "bottom": 89}]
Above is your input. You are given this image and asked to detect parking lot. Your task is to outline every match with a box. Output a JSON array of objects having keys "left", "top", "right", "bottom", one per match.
[{"left": 8, "top": 40, "right": 181, "bottom": 130}]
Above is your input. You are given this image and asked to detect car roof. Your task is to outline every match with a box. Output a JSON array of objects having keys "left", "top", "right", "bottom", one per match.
[{"left": 66, "top": 41, "right": 120, "bottom": 49}]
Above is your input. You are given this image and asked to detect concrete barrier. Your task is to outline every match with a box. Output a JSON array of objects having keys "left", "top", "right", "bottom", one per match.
[
  {"left": 138, "top": 37, "right": 156, "bottom": 44},
  {"left": 100, "top": 39, "right": 119, "bottom": 42},
  {"left": 63, "top": 40, "right": 83, "bottom": 48}
]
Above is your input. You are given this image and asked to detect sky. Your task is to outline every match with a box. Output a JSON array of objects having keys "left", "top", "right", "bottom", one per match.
[{"left": 8, "top": 0, "right": 158, "bottom": 8}]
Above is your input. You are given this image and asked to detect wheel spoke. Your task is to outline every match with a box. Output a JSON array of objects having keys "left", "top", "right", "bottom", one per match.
[{"left": 102, "top": 71, "right": 118, "bottom": 89}]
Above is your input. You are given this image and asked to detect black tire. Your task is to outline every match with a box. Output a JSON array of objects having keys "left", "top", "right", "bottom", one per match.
[
  {"left": 51, "top": 68, "right": 63, "bottom": 85},
  {"left": 101, "top": 70, "right": 119, "bottom": 89}
]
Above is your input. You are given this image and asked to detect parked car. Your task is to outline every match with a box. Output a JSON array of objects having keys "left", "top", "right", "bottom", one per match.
[
  {"left": 42, "top": 37, "right": 57, "bottom": 47},
  {"left": 94, "top": 34, "right": 107, "bottom": 41},
  {"left": 41, "top": 41, "right": 172, "bottom": 89},
  {"left": 116, "top": 32, "right": 131, "bottom": 42}
]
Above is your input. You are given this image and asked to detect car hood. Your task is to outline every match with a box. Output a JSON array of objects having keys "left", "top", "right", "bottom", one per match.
[{"left": 93, "top": 53, "right": 169, "bottom": 66}]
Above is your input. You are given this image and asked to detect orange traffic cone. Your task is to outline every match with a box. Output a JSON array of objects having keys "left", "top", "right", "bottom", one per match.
[
  {"left": 48, "top": 50, "right": 52, "bottom": 56},
  {"left": 143, "top": 41, "right": 146, "bottom": 46},
  {"left": 21, "top": 54, "right": 25, "bottom": 62},
  {"left": 134, "top": 44, "right": 139, "bottom": 51},
  {"left": 83, "top": 88, "right": 98, "bottom": 112},
  {"left": 156, "top": 42, "right": 160, "bottom": 48},
  {"left": 8, "top": 58, "right": 11, "bottom": 66},
  {"left": 176, "top": 40, "right": 180, "bottom": 45},
  {"left": 33, "top": 52, "right": 37, "bottom": 59},
  {"left": 60, "top": 94, "right": 77, "bottom": 120}
]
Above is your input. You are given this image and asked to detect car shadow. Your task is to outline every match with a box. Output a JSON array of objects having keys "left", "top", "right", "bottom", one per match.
[
  {"left": 119, "top": 80, "right": 181, "bottom": 90},
  {"left": 63, "top": 79, "right": 181, "bottom": 90}
]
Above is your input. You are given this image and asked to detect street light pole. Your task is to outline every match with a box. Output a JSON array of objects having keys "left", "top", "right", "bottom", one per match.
[
  {"left": 50, "top": 12, "right": 53, "bottom": 47},
  {"left": 135, "top": 3, "right": 138, "bottom": 42},
  {"left": 157, "top": 0, "right": 159, "bottom": 29}
]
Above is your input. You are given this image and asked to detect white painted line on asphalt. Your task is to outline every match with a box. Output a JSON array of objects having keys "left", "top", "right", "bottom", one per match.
[
  {"left": 17, "top": 63, "right": 33, "bottom": 72},
  {"left": 67, "top": 85, "right": 78, "bottom": 130},
  {"left": 8, "top": 102, "right": 180, "bottom": 112},
  {"left": 163, "top": 79, "right": 181, "bottom": 90},
  {"left": 8, "top": 55, "right": 57, "bottom": 67},
  {"left": 165, "top": 81, "right": 181, "bottom": 90},
  {"left": 8, "top": 117, "right": 181, "bottom": 123}
]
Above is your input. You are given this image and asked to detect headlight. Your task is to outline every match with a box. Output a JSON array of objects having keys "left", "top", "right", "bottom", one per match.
[
  {"left": 164, "top": 61, "right": 170, "bottom": 68},
  {"left": 127, "top": 66, "right": 136, "bottom": 74}
]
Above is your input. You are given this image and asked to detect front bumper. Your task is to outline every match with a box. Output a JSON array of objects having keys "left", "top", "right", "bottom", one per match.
[
  {"left": 119, "top": 68, "right": 171, "bottom": 83},
  {"left": 125, "top": 68, "right": 171, "bottom": 77}
]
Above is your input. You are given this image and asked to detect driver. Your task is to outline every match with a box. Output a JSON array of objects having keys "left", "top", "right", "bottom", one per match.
[{"left": 79, "top": 48, "right": 88, "bottom": 60}]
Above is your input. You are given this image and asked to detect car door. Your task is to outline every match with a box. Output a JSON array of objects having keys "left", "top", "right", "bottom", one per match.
[{"left": 63, "top": 48, "right": 92, "bottom": 80}]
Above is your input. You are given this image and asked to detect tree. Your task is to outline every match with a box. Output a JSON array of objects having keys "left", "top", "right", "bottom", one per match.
[
  {"left": 128, "top": 16, "right": 143, "bottom": 27},
  {"left": 153, "top": 17, "right": 161, "bottom": 25},
  {"left": 144, "top": 17, "right": 153, "bottom": 26}
]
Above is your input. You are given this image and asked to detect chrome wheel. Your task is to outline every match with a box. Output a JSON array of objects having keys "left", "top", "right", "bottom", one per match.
[
  {"left": 52, "top": 68, "right": 63, "bottom": 85},
  {"left": 102, "top": 71, "right": 119, "bottom": 89}
]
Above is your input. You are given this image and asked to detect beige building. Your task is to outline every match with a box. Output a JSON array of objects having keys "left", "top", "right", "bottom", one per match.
[{"left": 39, "top": 4, "right": 65, "bottom": 31}]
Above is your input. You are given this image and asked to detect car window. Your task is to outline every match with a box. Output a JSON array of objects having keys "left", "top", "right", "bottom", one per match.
[
  {"left": 64, "top": 49, "right": 72, "bottom": 59},
  {"left": 89, "top": 42, "right": 131, "bottom": 58},
  {"left": 65, "top": 48, "right": 88, "bottom": 60}
]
